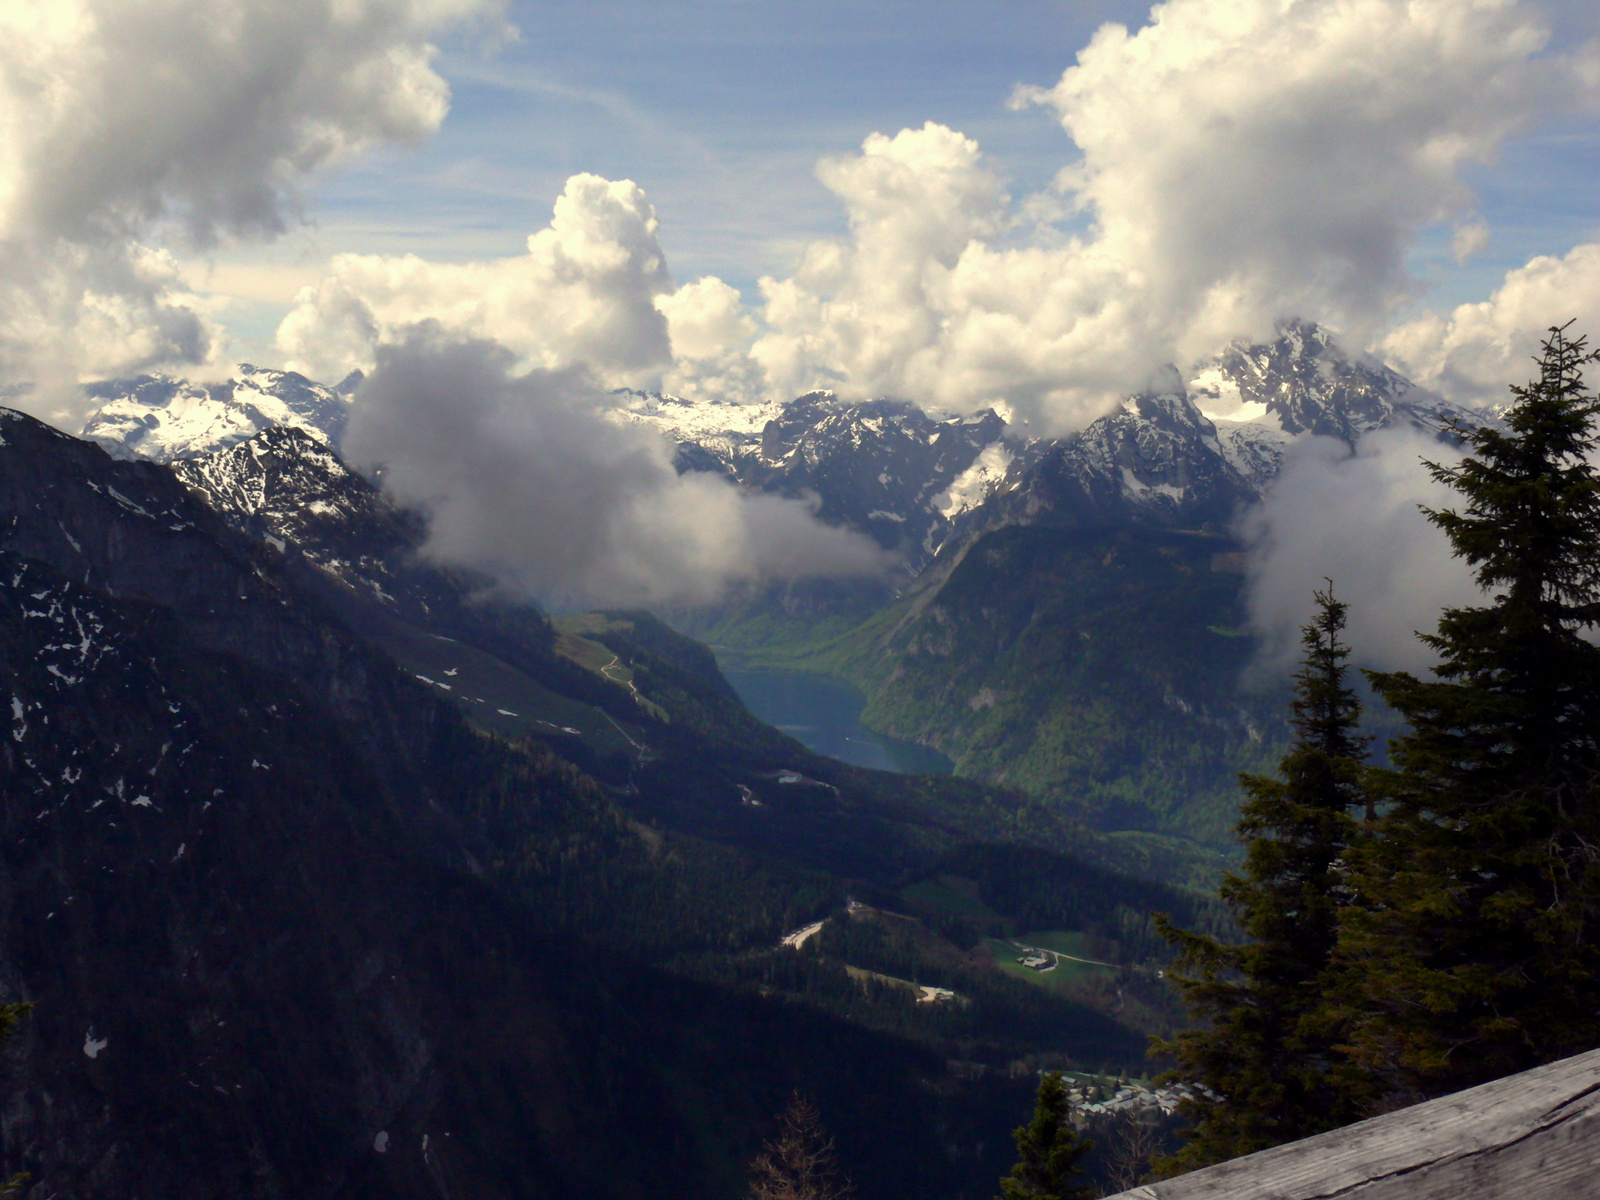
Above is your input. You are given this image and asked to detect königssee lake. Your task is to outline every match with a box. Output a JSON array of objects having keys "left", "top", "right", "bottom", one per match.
[{"left": 722, "top": 669, "right": 953, "bottom": 776}]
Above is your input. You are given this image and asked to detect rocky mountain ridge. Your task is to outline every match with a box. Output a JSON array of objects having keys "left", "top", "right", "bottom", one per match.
[
  {"left": 82, "top": 323, "right": 1476, "bottom": 569},
  {"left": 1, "top": 404, "right": 1191, "bottom": 1198},
  {"left": 617, "top": 320, "right": 1480, "bottom": 565},
  {"left": 80, "top": 364, "right": 355, "bottom": 463}
]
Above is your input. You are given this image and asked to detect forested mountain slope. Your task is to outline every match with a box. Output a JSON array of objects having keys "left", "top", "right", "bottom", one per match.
[{"left": 0, "top": 408, "right": 1208, "bottom": 1198}]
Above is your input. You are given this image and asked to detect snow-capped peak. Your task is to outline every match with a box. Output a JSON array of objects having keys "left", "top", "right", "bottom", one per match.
[
  {"left": 1185, "top": 319, "right": 1485, "bottom": 491},
  {"left": 81, "top": 365, "right": 349, "bottom": 463}
]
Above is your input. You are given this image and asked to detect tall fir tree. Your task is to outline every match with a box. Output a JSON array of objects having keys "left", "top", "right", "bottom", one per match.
[
  {"left": 997, "top": 1072, "right": 1094, "bottom": 1200},
  {"left": 0, "top": 1001, "right": 28, "bottom": 1197},
  {"left": 1152, "top": 585, "right": 1370, "bottom": 1171},
  {"left": 1335, "top": 323, "right": 1600, "bottom": 1102},
  {"left": 748, "top": 1094, "right": 853, "bottom": 1200}
]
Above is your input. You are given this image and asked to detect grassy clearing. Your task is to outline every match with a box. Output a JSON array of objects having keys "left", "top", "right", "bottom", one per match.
[
  {"left": 843, "top": 965, "right": 964, "bottom": 1005},
  {"left": 551, "top": 615, "right": 670, "bottom": 722},
  {"left": 983, "top": 933, "right": 1118, "bottom": 990},
  {"left": 1020, "top": 929, "right": 1098, "bottom": 959},
  {"left": 365, "top": 615, "right": 642, "bottom": 758}
]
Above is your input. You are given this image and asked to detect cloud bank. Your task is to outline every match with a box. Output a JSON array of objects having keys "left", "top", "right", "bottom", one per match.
[
  {"left": 279, "top": 174, "right": 676, "bottom": 387},
  {"left": 273, "top": 0, "right": 1591, "bottom": 434},
  {"left": 343, "top": 328, "right": 890, "bottom": 607},
  {"left": 1240, "top": 428, "right": 1480, "bottom": 676},
  {"left": 0, "top": 0, "right": 497, "bottom": 424},
  {"left": 1382, "top": 242, "right": 1600, "bottom": 406}
]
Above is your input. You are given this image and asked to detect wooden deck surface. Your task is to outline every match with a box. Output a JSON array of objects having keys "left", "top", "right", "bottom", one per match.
[{"left": 1108, "top": 1046, "right": 1600, "bottom": 1199}]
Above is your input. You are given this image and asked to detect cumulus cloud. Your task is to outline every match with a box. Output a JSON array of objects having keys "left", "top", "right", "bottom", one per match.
[
  {"left": 746, "top": 122, "right": 1167, "bottom": 428},
  {"left": 278, "top": 177, "right": 773, "bottom": 405},
  {"left": 263, "top": 0, "right": 1595, "bottom": 433},
  {"left": 0, "top": 0, "right": 496, "bottom": 425},
  {"left": 343, "top": 327, "right": 890, "bottom": 607},
  {"left": 653, "top": 275, "right": 765, "bottom": 405},
  {"left": 743, "top": 0, "right": 1590, "bottom": 430},
  {"left": 1381, "top": 242, "right": 1600, "bottom": 407},
  {"left": 278, "top": 174, "right": 676, "bottom": 387},
  {"left": 1241, "top": 427, "right": 1480, "bottom": 676}
]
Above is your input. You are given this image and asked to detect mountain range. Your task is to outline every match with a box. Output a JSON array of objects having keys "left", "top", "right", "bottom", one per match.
[
  {"left": 82, "top": 321, "right": 1476, "bottom": 573},
  {"left": 2, "top": 391, "right": 1227, "bottom": 1197},
  {"left": 0, "top": 318, "right": 1482, "bottom": 1195},
  {"left": 75, "top": 322, "right": 1473, "bottom": 857}
]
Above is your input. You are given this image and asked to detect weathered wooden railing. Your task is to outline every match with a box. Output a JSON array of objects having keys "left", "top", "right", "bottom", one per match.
[{"left": 1107, "top": 1046, "right": 1600, "bottom": 1199}]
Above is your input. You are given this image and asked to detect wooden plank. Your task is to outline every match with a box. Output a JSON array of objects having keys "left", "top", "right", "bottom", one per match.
[{"left": 1108, "top": 1046, "right": 1600, "bottom": 1199}]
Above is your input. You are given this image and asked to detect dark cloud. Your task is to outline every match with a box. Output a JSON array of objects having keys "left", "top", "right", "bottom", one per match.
[
  {"left": 1240, "top": 428, "right": 1481, "bottom": 676},
  {"left": 344, "top": 327, "right": 891, "bottom": 606}
]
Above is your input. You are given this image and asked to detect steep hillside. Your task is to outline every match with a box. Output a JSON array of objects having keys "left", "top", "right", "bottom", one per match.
[
  {"left": 703, "top": 524, "right": 1288, "bottom": 855},
  {"left": 666, "top": 324, "right": 1486, "bottom": 854},
  {"left": 0, "top": 407, "right": 1215, "bottom": 1197}
]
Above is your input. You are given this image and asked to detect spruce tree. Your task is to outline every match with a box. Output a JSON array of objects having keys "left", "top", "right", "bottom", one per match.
[
  {"left": 0, "top": 1001, "right": 28, "bottom": 1197},
  {"left": 1152, "top": 585, "right": 1370, "bottom": 1170},
  {"left": 997, "top": 1072, "right": 1094, "bottom": 1200},
  {"left": 1336, "top": 323, "right": 1600, "bottom": 1101},
  {"left": 748, "top": 1094, "right": 853, "bottom": 1200}
]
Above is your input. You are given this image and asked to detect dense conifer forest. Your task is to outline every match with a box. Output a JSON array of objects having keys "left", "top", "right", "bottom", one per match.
[{"left": 1145, "top": 324, "right": 1600, "bottom": 1184}]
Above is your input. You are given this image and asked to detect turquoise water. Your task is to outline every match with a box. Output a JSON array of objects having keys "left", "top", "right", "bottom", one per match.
[{"left": 723, "top": 669, "right": 953, "bottom": 776}]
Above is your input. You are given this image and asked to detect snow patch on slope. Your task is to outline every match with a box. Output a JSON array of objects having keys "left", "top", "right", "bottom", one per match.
[
  {"left": 932, "top": 442, "right": 1013, "bottom": 518},
  {"left": 81, "top": 366, "right": 349, "bottom": 463}
]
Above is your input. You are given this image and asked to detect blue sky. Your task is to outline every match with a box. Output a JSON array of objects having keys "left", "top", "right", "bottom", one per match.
[
  {"left": 281, "top": 0, "right": 1600, "bottom": 308},
  {"left": 218, "top": 1, "right": 1153, "bottom": 341},
  {"left": 336, "top": 2, "right": 1146, "bottom": 270},
  {"left": 9, "top": 0, "right": 1600, "bottom": 424}
]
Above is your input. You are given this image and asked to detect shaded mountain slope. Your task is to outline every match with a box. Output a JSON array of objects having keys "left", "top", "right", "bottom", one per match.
[
  {"left": 166, "top": 422, "right": 1165, "bottom": 887},
  {"left": 0, "top": 406, "right": 1203, "bottom": 1197},
  {"left": 707, "top": 523, "right": 1287, "bottom": 854},
  {"left": 0, "top": 547, "right": 1046, "bottom": 1200}
]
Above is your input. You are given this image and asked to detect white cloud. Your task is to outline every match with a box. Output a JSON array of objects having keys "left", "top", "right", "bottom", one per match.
[
  {"left": 1450, "top": 219, "right": 1491, "bottom": 265},
  {"left": 744, "top": 0, "right": 1588, "bottom": 431},
  {"left": 0, "top": 0, "right": 497, "bottom": 425},
  {"left": 1240, "top": 427, "right": 1479, "bottom": 676},
  {"left": 277, "top": 174, "right": 676, "bottom": 387},
  {"left": 1381, "top": 242, "right": 1600, "bottom": 407},
  {"left": 166, "top": 0, "right": 1594, "bottom": 444},
  {"left": 343, "top": 327, "right": 891, "bottom": 607},
  {"left": 746, "top": 122, "right": 1148, "bottom": 428},
  {"left": 653, "top": 275, "right": 765, "bottom": 404}
]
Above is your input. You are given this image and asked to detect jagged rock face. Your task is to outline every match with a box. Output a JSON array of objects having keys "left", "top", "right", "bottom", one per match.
[
  {"left": 170, "top": 424, "right": 461, "bottom": 629},
  {"left": 1204, "top": 320, "right": 1422, "bottom": 440},
  {"left": 1190, "top": 319, "right": 1481, "bottom": 491},
  {"left": 746, "top": 394, "right": 1007, "bottom": 560},
  {"left": 616, "top": 389, "right": 1008, "bottom": 565},
  {"left": 80, "top": 365, "right": 352, "bottom": 462},
  {"left": 957, "top": 390, "right": 1251, "bottom": 541},
  {"left": 943, "top": 323, "right": 1491, "bottom": 548}
]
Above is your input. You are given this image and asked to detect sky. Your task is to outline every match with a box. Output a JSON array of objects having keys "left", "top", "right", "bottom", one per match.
[
  {"left": 4, "top": 0, "right": 1600, "bottom": 624},
  {"left": 212, "top": 0, "right": 1159, "bottom": 323},
  {"left": 7, "top": 0, "right": 1600, "bottom": 431},
  {"left": 258, "top": 0, "right": 1600, "bottom": 331}
]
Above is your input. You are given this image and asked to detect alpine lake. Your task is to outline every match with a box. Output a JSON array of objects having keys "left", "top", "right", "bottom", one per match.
[{"left": 722, "top": 668, "right": 954, "bottom": 776}]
